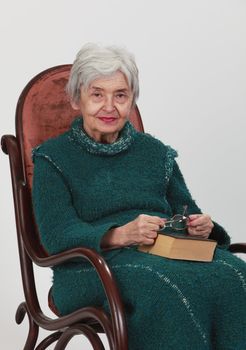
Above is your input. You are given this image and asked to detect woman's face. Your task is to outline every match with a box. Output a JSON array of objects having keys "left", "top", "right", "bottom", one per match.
[{"left": 72, "top": 71, "right": 134, "bottom": 143}]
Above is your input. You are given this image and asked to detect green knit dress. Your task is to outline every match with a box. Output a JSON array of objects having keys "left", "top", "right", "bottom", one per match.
[{"left": 32, "top": 118, "right": 246, "bottom": 350}]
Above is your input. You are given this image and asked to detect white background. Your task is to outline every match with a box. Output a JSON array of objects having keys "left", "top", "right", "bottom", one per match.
[{"left": 0, "top": 0, "right": 245, "bottom": 349}]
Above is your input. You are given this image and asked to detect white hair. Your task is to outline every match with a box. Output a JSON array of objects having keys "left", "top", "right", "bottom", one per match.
[{"left": 66, "top": 43, "right": 139, "bottom": 105}]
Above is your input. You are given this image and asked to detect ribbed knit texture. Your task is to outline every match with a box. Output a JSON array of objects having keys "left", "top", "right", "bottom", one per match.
[{"left": 32, "top": 118, "right": 246, "bottom": 349}]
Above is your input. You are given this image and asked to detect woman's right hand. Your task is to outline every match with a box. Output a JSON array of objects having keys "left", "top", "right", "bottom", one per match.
[{"left": 101, "top": 214, "right": 166, "bottom": 249}]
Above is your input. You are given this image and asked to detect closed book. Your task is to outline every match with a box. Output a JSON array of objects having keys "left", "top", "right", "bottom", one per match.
[{"left": 138, "top": 233, "right": 217, "bottom": 262}]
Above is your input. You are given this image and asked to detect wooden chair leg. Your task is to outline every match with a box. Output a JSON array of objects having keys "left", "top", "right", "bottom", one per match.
[
  {"left": 54, "top": 324, "right": 105, "bottom": 350},
  {"left": 16, "top": 302, "right": 39, "bottom": 350},
  {"left": 35, "top": 332, "right": 62, "bottom": 350}
]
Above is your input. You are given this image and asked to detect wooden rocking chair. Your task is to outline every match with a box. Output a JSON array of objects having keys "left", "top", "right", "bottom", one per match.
[{"left": 1, "top": 64, "right": 245, "bottom": 350}]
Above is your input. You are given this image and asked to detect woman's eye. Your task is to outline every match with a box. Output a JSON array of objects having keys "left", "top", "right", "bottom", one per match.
[
  {"left": 115, "top": 93, "right": 127, "bottom": 101},
  {"left": 91, "top": 92, "right": 103, "bottom": 100}
]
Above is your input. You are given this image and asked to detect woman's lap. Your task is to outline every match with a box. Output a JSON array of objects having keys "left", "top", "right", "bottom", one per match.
[{"left": 52, "top": 248, "right": 246, "bottom": 349}]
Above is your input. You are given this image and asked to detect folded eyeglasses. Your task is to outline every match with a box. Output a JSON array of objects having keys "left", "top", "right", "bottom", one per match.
[{"left": 159, "top": 205, "right": 189, "bottom": 231}]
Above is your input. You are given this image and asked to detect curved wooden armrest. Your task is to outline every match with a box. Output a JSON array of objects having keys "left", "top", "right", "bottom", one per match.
[
  {"left": 34, "top": 246, "right": 125, "bottom": 329},
  {"left": 30, "top": 243, "right": 127, "bottom": 349},
  {"left": 229, "top": 243, "right": 246, "bottom": 254}
]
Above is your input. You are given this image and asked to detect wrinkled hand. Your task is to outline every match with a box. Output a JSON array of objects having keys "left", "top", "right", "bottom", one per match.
[
  {"left": 187, "top": 214, "right": 214, "bottom": 239},
  {"left": 101, "top": 214, "right": 165, "bottom": 249}
]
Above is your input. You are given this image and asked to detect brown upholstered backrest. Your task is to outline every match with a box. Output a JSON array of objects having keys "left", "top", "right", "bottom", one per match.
[{"left": 16, "top": 65, "right": 144, "bottom": 189}]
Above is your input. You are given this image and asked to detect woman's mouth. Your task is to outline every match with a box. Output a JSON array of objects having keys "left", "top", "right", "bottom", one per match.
[{"left": 98, "top": 117, "right": 117, "bottom": 123}]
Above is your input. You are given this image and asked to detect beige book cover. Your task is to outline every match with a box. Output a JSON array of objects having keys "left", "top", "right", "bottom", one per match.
[{"left": 138, "top": 233, "right": 217, "bottom": 262}]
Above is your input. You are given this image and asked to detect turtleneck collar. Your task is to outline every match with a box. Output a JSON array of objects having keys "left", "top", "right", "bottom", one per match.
[{"left": 68, "top": 117, "right": 138, "bottom": 156}]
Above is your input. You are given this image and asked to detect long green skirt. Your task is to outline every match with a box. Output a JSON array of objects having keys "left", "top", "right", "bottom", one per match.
[{"left": 52, "top": 247, "right": 246, "bottom": 350}]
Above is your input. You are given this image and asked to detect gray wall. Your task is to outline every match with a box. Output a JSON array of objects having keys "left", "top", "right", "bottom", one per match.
[{"left": 1, "top": 0, "right": 245, "bottom": 348}]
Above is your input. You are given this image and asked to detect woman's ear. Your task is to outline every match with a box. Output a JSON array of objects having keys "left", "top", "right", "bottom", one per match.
[{"left": 70, "top": 100, "right": 80, "bottom": 111}]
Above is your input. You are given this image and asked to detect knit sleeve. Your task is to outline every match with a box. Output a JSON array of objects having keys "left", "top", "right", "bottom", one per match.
[
  {"left": 32, "top": 155, "right": 118, "bottom": 255},
  {"left": 166, "top": 160, "right": 230, "bottom": 248}
]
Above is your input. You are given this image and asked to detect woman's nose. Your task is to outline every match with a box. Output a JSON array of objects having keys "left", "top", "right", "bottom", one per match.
[{"left": 103, "top": 96, "right": 115, "bottom": 112}]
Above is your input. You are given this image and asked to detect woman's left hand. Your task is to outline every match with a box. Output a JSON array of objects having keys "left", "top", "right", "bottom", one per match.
[{"left": 187, "top": 214, "right": 214, "bottom": 239}]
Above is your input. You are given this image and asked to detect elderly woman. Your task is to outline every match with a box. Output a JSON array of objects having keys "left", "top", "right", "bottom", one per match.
[{"left": 32, "top": 43, "right": 246, "bottom": 350}]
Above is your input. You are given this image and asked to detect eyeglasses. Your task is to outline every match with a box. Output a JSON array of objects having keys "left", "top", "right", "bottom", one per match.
[{"left": 159, "top": 205, "right": 189, "bottom": 231}]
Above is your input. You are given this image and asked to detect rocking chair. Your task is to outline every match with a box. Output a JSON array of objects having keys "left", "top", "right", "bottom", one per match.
[{"left": 1, "top": 64, "right": 245, "bottom": 350}]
